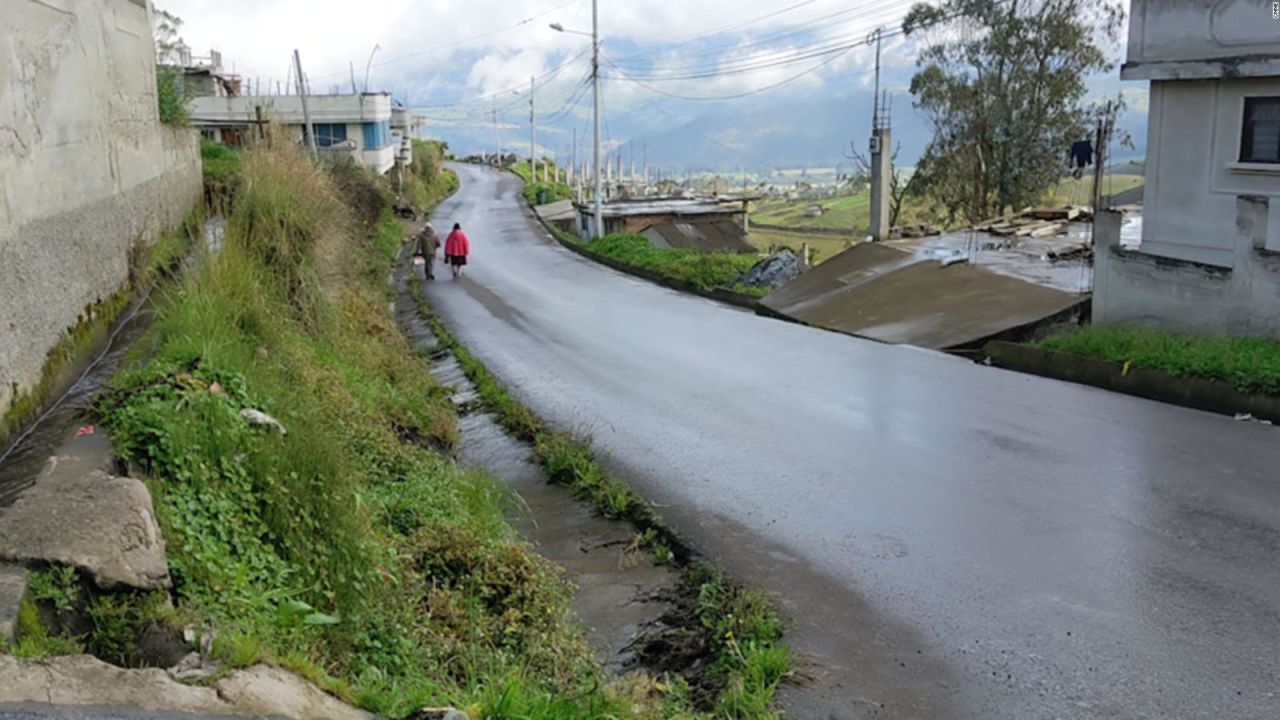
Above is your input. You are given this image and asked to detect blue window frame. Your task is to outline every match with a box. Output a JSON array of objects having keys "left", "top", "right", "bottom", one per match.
[
  {"left": 312, "top": 123, "right": 347, "bottom": 148},
  {"left": 363, "top": 121, "right": 390, "bottom": 149}
]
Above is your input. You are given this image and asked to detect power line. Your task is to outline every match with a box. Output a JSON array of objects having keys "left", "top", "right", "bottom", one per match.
[
  {"left": 607, "top": 0, "right": 826, "bottom": 63},
  {"left": 609, "top": 0, "right": 899, "bottom": 71},
  {"left": 602, "top": 47, "right": 853, "bottom": 101}
]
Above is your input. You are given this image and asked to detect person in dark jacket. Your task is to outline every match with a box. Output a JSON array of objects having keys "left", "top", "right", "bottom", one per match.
[{"left": 414, "top": 222, "right": 439, "bottom": 279}]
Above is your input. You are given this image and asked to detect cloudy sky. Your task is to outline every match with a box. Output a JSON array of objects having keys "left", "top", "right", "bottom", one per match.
[{"left": 161, "top": 0, "right": 1141, "bottom": 164}]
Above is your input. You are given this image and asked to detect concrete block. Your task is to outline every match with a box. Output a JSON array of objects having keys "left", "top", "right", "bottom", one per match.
[{"left": 0, "top": 562, "right": 28, "bottom": 642}]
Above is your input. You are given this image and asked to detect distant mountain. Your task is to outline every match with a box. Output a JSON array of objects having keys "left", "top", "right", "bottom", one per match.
[
  {"left": 623, "top": 93, "right": 932, "bottom": 173},
  {"left": 422, "top": 85, "right": 1148, "bottom": 174}
]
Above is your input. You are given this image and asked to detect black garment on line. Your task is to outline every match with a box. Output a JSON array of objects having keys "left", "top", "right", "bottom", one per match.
[{"left": 1071, "top": 140, "right": 1094, "bottom": 169}]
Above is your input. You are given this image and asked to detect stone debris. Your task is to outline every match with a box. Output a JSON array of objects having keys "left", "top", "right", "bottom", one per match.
[
  {"left": 738, "top": 248, "right": 806, "bottom": 290},
  {"left": 241, "top": 408, "right": 288, "bottom": 435},
  {"left": 0, "top": 470, "right": 170, "bottom": 591},
  {"left": 0, "top": 655, "right": 371, "bottom": 720}
]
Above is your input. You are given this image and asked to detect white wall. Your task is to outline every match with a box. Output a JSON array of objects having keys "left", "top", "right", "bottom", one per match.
[
  {"left": 1140, "top": 77, "right": 1280, "bottom": 266},
  {"left": 1126, "top": 0, "right": 1280, "bottom": 70},
  {"left": 189, "top": 94, "right": 391, "bottom": 125},
  {"left": 0, "top": 0, "right": 202, "bottom": 422}
]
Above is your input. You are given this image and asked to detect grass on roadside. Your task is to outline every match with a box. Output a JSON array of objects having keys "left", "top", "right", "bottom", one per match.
[
  {"left": 1033, "top": 324, "right": 1280, "bottom": 396},
  {"left": 89, "top": 142, "right": 677, "bottom": 718},
  {"left": 406, "top": 269, "right": 790, "bottom": 717},
  {"left": 511, "top": 162, "right": 573, "bottom": 207},
  {"left": 584, "top": 234, "right": 759, "bottom": 292}
]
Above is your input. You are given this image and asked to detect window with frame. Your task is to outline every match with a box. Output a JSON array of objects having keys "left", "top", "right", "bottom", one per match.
[
  {"left": 312, "top": 123, "right": 348, "bottom": 148},
  {"left": 1240, "top": 97, "right": 1280, "bottom": 164}
]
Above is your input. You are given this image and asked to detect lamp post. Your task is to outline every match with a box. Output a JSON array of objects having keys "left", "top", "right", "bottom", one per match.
[{"left": 551, "top": 0, "right": 601, "bottom": 239}]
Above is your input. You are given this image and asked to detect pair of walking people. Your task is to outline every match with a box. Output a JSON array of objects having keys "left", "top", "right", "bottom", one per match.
[{"left": 414, "top": 222, "right": 470, "bottom": 279}]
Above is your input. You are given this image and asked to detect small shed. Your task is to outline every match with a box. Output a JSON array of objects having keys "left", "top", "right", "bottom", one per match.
[
  {"left": 575, "top": 197, "right": 747, "bottom": 240},
  {"left": 639, "top": 219, "right": 755, "bottom": 254},
  {"left": 535, "top": 199, "right": 577, "bottom": 234}
]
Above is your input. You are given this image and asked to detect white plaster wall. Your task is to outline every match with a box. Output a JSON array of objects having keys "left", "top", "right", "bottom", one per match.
[
  {"left": 0, "top": 0, "right": 201, "bottom": 419},
  {"left": 1141, "top": 77, "right": 1280, "bottom": 266},
  {"left": 189, "top": 94, "right": 391, "bottom": 125},
  {"left": 1127, "top": 0, "right": 1280, "bottom": 64}
]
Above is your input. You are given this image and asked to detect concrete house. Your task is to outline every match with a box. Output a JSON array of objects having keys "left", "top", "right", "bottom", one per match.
[
  {"left": 575, "top": 198, "right": 748, "bottom": 242},
  {"left": 1093, "top": 0, "right": 1280, "bottom": 334},
  {"left": 190, "top": 93, "right": 397, "bottom": 175}
]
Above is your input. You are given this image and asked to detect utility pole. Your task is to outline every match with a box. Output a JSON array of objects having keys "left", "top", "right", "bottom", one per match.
[
  {"left": 867, "top": 28, "right": 891, "bottom": 241},
  {"left": 293, "top": 50, "right": 317, "bottom": 159},
  {"left": 1091, "top": 101, "right": 1115, "bottom": 213},
  {"left": 592, "top": 0, "right": 602, "bottom": 237},
  {"left": 530, "top": 76, "right": 537, "bottom": 182},
  {"left": 493, "top": 101, "right": 501, "bottom": 168}
]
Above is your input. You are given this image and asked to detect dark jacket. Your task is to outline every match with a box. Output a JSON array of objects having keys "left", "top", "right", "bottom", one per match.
[{"left": 415, "top": 226, "right": 439, "bottom": 257}]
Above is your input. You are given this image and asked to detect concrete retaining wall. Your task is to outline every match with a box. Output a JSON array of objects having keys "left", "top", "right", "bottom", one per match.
[
  {"left": 1094, "top": 203, "right": 1280, "bottom": 336},
  {"left": 0, "top": 0, "right": 202, "bottom": 422},
  {"left": 985, "top": 341, "right": 1280, "bottom": 423}
]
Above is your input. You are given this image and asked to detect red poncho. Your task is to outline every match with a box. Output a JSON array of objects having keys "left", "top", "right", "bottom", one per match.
[{"left": 445, "top": 229, "right": 470, "bottom": 257}]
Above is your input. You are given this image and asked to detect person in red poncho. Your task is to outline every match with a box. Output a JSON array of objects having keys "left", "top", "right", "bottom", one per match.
[{"left": 444, "top": 223, "right": 470, "bottom": 279}]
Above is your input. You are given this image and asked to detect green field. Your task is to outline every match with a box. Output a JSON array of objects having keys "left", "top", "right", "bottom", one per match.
[
  {"left": 747, "top": 228, "right": 855, "bottom": 266},
  {"left": 752, "top": 174, "right": 1145, "bottom": 237},
  {"left": 753, "top": 194, "right": 870, "bottom": 232},
  {"left": 1050, "top": 174, "right": 1145, "bottom": 205}
]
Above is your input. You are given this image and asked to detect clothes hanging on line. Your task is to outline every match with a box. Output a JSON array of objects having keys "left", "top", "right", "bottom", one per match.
[{"left": 1071, "top": 140, "right": 1094, "bottom": 169}]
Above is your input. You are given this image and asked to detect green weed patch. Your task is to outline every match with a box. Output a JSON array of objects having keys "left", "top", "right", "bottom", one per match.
[
  {"left": 1034, "top": 325, "right": 1280, "bottom": 396},
  {"left": 584, "top": 234, "right": 758, "bottom": 292},
  {"left": 94, "top": 144, "right": 672, "bottom": 718}
]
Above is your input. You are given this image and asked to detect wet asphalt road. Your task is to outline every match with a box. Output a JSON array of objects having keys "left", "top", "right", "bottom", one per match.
[{"left": 425, "top": 165, "right": 1280, "bottom": 719}]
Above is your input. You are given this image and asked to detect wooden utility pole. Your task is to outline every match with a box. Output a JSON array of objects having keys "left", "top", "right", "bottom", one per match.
[{"left": 293, "top": 50, "right": 317, "bottom": 159}]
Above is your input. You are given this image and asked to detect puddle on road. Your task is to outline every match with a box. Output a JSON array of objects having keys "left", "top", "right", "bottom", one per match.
[{"left": 393, "top": 259, "right": 679, "bottom": 670}]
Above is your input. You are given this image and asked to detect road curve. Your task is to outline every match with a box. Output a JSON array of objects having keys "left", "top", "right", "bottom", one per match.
[{"left": 424, "top": 164, "right": 1280, "bottom": 719}]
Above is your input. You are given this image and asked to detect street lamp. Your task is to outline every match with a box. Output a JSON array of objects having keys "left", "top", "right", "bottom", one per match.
[{"left": 550, "top": 1, "right": 602, "bottom": 239}]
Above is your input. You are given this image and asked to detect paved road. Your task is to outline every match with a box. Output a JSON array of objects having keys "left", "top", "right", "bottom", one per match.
[{"left": 425, "top": 165, "right": 1280, "bottom": 719}]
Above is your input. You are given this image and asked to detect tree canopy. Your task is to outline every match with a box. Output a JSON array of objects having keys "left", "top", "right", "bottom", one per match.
[{"left": 903, "top": 0, "right": 1124, "bottom": 223}]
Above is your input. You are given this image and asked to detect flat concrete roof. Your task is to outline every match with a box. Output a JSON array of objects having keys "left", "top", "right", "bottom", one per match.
[
  {"left": 575, "top": 198, "right": 742, "bottom": 218},
  {"left": 761, "top": 243, "right": 1086, "bottom": 350}
]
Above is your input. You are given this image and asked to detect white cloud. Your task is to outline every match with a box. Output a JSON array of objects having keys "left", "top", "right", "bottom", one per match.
[{"left": 159, "top": 0, "right": 917, "bottom": 102}]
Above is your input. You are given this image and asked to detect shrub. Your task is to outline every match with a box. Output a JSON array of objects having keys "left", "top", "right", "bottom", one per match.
[{"left": 156, "top": 66, "right": 189, "bottom": 126}]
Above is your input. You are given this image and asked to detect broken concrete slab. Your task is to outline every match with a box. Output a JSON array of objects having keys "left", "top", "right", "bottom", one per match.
[
  {"left": 0, "top": 655, "right": 371, "bottom": 720},
  {"left": 212, "top": 664, "right": 371, "bottom": 720},
  {"left": 0, "top": 470, "right": 169, "bottom": 591},
  {"left": 760, "top": 243, "right": 1086, "bottom": 350},
  {"left": 0, "top": 562, "right": 28, "bottom": 642}
]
